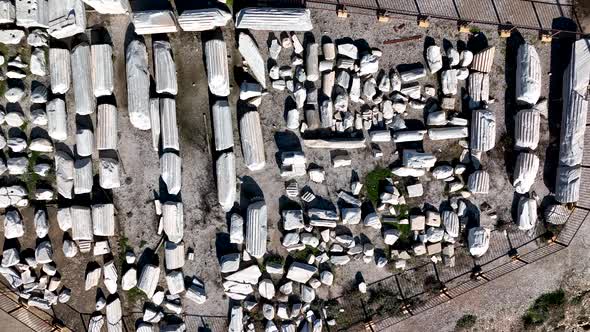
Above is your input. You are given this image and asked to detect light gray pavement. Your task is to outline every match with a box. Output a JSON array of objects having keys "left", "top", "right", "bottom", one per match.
[{"left": 0, "top": 310, "right": 34, "bottom": 332}]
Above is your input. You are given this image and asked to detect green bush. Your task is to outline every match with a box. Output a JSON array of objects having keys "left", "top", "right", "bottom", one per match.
[
  {"left": 456, "top": 314, "right": 477, "bottom": 329},
  {"left": 523, "top": 289, "right": 566, "bottom": 326},
  {"left": 365, "top": 167, "right": 391, "bottom": 204}
]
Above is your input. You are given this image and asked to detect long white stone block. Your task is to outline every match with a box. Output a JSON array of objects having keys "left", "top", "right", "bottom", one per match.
[
  {"left": 91, "top": 44, "right": 114, "bottom": 98},
  {"left": 513, "top": 152, "right": 539, "bottom": 194},
  {"left": 74, "top": 158, "right": 93, "bottom": 194},
  {"left": 154, "top": 40, "right": 177, "bottom": 95},
  {"left": 428, "top": 127, "right": 468, "bottom": 140},
  {"left": 205, "top": 37, "right": 230, "bottom": 97},
  {"left": 96, "top": 104, "right": 117, "bottom": 150},
  {"left": 178, "top": 8, "right": 231, "bottom": 31},
  {"left": 71, "top": 206, "right": 93, "bottom": 241},
  {"left": 212, "top": 100, "right": 233, "bottom": 151},
  {"left": 468, "top": 227, "right": 490, "bottom": 257},
  {"left": 303, "top": 138, "right": 366, "bottom": 149},
  {"left": 133, "top": 10, "right": 177, "bottom": 35},
  {"left": 517, "top": 197, "right": 537, "bottom": 231},
  {"left": 161, "top": 152, "right": 181, "bottom": 195},
  {"left": 238, "top": 33, "right": 266, "bottom": 88},
  {"left": 126, "top": 39, "right": 150, "bottom": 130},
  {"left": 162, "top": 202, "right": 183, "bottom": 243},
  {"left": 71, "top": 42, "right": 95, "bottom": 115},
  {"left": 47, "top": 98, "right": 68, "bottom": 141},
  {"left": 217, "top": 152, "right": 236, "bottom": 212},
  {"left": 246, "top": 200, "right": 267, "bottom": 259},
  {"left": 48, "top": 0, "right": 85, "bottom": 39},
  {"left": 160, "top": 97, "right": 179, "bottom": 151},
  {"left": 82, "top": 0, "right": 130, "bottom": 14},
  {"left": 516, "top": 44, "right": 541, "bottom": 105},
  {"left": 467, "top": 72, "right": 489, "bottom": 109},
  {"left": 92, "top": 204, "right": 115, "bottom": 236},
  {"left": 442, "top": 210, "right": 459, "bottom": 238},
  {"left": 514, "top": 109, "right": 540, "bottom": 150},
  {"left": 559, "top": 90, "right": 588, "bottom": 167},
  {"left": 164, "top": 241, "right": 184, "bottom": 270},
  {"left": 470, "top": 109, "right": 495, "bottom": 152},
  {"left": 235, "top": 8, "right": 313, "bottom": 31},
  {"left": 240, "top": 110, "right": 266, "bottom": 171},
  {"left": 49, "top": 48, "right": 71, "bottom": 94},
  {"left": 55, "top": 151, "right": 74, "bottom": 199}
]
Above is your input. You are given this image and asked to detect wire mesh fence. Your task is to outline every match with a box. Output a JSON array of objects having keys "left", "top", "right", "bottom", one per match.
[
  {"left": 242, "top": 0, "right": 583, "bottom": 35},
  {"left": 330, "top": 206, "right": 585, "bottom": 331}
]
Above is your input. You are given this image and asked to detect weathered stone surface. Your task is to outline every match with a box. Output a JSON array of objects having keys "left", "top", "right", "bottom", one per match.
[
  {"left": 428, "top": 127, "right": 468, "bottom": 140},
  {"left": 137, "top": 264, "right": 160, "bottom": 298},
  {"left": 468, "top": 72, "right": 489, "bottom": 109},
  {"left": 230, "top": 214, "right": 244, "bottom": 244},
  {"left": 31, "top": 48, "right": 46, "bottom": 76},
  {"left": 468, "top": 227, "right": 490, "bottom": 257},
  {"left": 55, "top": 151, "right": 74, "bottom": 199},
  {"left": 0, "top": 0, "right": 14, "bottom": 24},
  {"left": 92, "top": 203, "right": 115, "bottom": 236},
  {"left": 161, "top": 152, "right": 181, "bottom": 195},
  {"left": 516, "top": 44, "right": 541, "bottom": 105},
  {"left": 132, "top": 10, "right": 177, "bottom": 35},
  {"left": 82, "top": 0, "right": 130, "bottom": 14},
  {"left": 98, "top": 158, "right": 120, "bottom": 189},
  {"left": 74, "top": 157, "right": 92, "bottom": 194},
  {"left": 306, "top": 43, "right": 319, "bottom": 81},
  {"left": 515, "top": 109, "right": 540, "bottom": 150},
  {"left": 211, "top": 100, "right": 233, "bottom": 151},
  {"left": 71, "top": 206, "right": 92, "bottom": 240},
  {"left": 246, "top": 200, "right": 267, "bottom": 259},
  {"left": 468, "top": 170, "right": 490, "bottom": 194},
  {"left": 177, "top": 8, "right": 231, "bottom": 31},
  {"left": 470, "top": 109, "right": 496, "bottom": 152},
  {"left": 513, "top": 152, "right": 539, "bottom": 194},
  {"left": 71, "top": 42, "right": 96, "bottom": 115},
  {"left": 225, "top": 265, "right": 261, "bottom": 285},
  {"left": 35, "top": 241, "right": 53, "bottom": 264},
  {"left": 240, "top": 110, "right": 266, "bottom": 171},
  {"left": 216, "top": 152, "right": 236, "bottom": 212},
  {"left": 205, "top": 37, "right": 230, "bottom": 97},
  {"left": 517, "top": 197, "right": 537, "bottom": 231},
  {"left": 48, "top": 0, "right": 85, "bottom": 39},
  {"left": 62, "top": 239, "right": 77, "bottom": 258},
  {"left": 471, "top": 46, "right": 495, "bottom": 73},
  {"left": 403, "top": 150, "right": 436, "bottom": 169},
  {"left": 160, "top": 97, "right": 179, "bottom": 150},
  {"left": 426, "top": 45, "right": 442, "bottom": 74},
  {"left": 154, "top": 40, "right": 177, "bottom": 95},
  {"left": 126, "top": 39, "right": 150, "bottom": 130},
  {"left": 238, "top": 32, "right": 267, "bottom": 88},
  {"left": 47, "top": 98, "right": 67, "bottom": 141},
  {"left": 49, "top": 48, "right": 70, "bottom": 94},
  {"left": 555, "top": 166, "right": 580, "bottom": 203},
  {"left": 162, "top": 202, "right": 183, "bottom": 243},
  {"left": 91, "top": 44, "right": 114, "bottom": 97},
  {"left": 0, "top": 29, "right": 24, "bottom": 44},
  {"left": 286, "top": 262, "right": 317, "bottom": 283},
  {"left": 235, "top": 8, "right": 312, "bottom": 31}
]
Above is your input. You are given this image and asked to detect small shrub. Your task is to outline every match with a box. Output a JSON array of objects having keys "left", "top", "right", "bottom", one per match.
[
  {"left": 522, "top": 289, "right": 566, "bottom": 327},
  {"left": 365, "top": 167, "right": 391, "bottom": 204},
  {"left": 456, "top": 314, "right": 477, "bottom": 329}
]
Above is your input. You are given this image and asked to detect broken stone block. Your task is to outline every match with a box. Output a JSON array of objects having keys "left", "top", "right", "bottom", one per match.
[
  {"left": 359, "top": 53, "right": 379, "bottom": 76},
  {"left": 165, "top": 241, "right": 185, "bottom": 270},
  {"left": 220, "top": 253, "right": 240, "bottom": 273},
  {"left": 71, "top": 42, "right": 95, "bottom": 115},
  {"left": 468, "top": 170, "right": 490, "bottom": 194},
  {"left": 259, "top": 279, "right": 275, "bottom": 300},
  {"left": 468, "top": 227, "right": 490, "bottom": 257},
  {"left": 240, "top": 110, "right": 266, "bottom": 171},
  {"left": 226, "top": 265, "right": 262, "bottom": 285},
  {"left": 1, "top": 248, "right": 18, "bottom": 267},
  {"left": 205, "top": 37, "right": 230, "bottom": 97},
  {"left": 407, "top": 183, "right": 423, "bottom": 197},
  {"left": 517, "top": 197, "right": 537, "bottom": 231},
  {"left": 471, "top": 46, "right": 495, "bottom": 73},
  {"left": 426, "top": 45, "right": 443, "bottom": 74},
  {"left": 49, "top": 48, "right": 71, "bottom": 94},
  {"left": 92, "top": 204, "right": 115, "bottom": 236},
  {"left": 132, "top": 9, "right": 177, "bottom": 34},
  {"left": 441, "top": 69, "right": 458, "bottom": 95},
  {"left": 122, "top": 268, "right": 137, "bottom": 291},
  {"left": 470, "top": 109, "right": 496, "bottom": 152},
  {"left": 364, "top": 213, "right": 381, "bottom": 229},
  {"left": 513, "top": 152, "right": 539, "bottom": 194},
  {"left": 286, "top": 262, "right": 316, "bottom": 284},
  {"left": 516, "top": 44, "right": 541, "bottom": 105},
  {"left": 126, "top": 39, "right": 150, "bottom": 130},
  {"left": 428, "top": 127, "right": 469, "bottom": 141},
  {"left": 515, "top": 109, "right": 540, "bottom": 150},
  {"left": 410, "top": 214, "right": 425, "bottom": 231},
  {"left": 403, "top": 150, "right": 436, "bottom": 169},
  {"left": 165, "top": 271, "right": 185, "bottom": 295},
  {"left": 338, "top": 43, "right": 358, "bottom": 59},
  {"left": 47, "top": 98, "right": 68, "bottom": 141},
  {"left": 468, "top": 73, "right": 490, "bottom": 109},
  {"left": 99, "top": 158, "right": 120, "bottom": 189},
  {"left": 238, "top": 32, "right": 267, "bottom": 88},
  {"left": 246, "top": 200, "right": 267, "bottom": 259},
  {"left": 137, "top": 264, "right": 160, "bottom": 298},
  {"left": 427, "top": 242, "right": 442, "bottom": 255},
  {"left": 176, "top": 8, "right": 231, "bottom": 31},
  {"left": 71, "top": 206, "right": 92, "bottom": 241},
  {"left": 34, "top": 208, "right": 48, "bottom": 238},
  {"left": 235, "top": 7, "right": 313, "bottom": 31},
  {"left": 55, "top": 151, "right": 74, "bottom": 199},
  {"left": 230, "top": 214, "right": 244, "bottom": 244},
  {"left": 62, "top": 239, "right": 77, "bottom": 258},
  {"left": 161, "top": 152, "right": 182, "bottom": 195},
  {"left": 74, "top": 158, "right": 92, "bottom": 195},
  {"left": 153, "top": 40, "right": 177, "bottom": 96},
  {"left": 162, "top": 202, "right": 183, "bottom": 244}
]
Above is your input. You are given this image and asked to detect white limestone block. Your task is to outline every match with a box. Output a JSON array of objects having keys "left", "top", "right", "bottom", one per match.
[
  {"left": 468, "top": 227, "right": 490, "bottom": 257},
  {"left": 92, "top": 204, "right": 115, "bottom": 236},
  {"left": 240, "top": 110, "right": 266, "bottom": 171},
  {"left": 212, "top": 100, "right": 233, "bottom": 151},
  {"left": 246, "top": 200, "right": 267, "bottom": 259},
  {"left": 162, "top": 202, "right": 183, "bottom": 243},
  {"left": 99, "top": 158, "right": 120, "bottom": 189},
  {"left": 49, "top": 48, "right": 71, "bottom": 94},
  {"left": 71, "top": 206, "right": 92, "bottom": 240},
  {"left": 161, "top": 152, "right": 181, "bottom": 195},
  {"left": 126, "top": 39, "right": 150, "bottom": 130},
  {"left": 513, "top": 152, "right": 539, "bottom": 194},
  {"left": 160, "top": 97, "right": 179, "bottom": 151},
  {"left": 74, "top": 158, "right": 93, "bottom": 194},
  {"left": 48, "top": 0, "right": 85, "bottom": 39},
  {"left": 132, "top": 10, "right": 177, "bottom": 35},
  {"left": 516, "top": 44, "right": 541, "bottom": 105},
  {"left": 514, "top": 109, "right": 540, "bottom": 150},
  {"left": 217, "top": 152, "right": 236, "bottom": 212},
  {"left": 154, "top": 40, "right": 177, "bottom": 95},
  {"left": 91, "top": 44, "right": 114, "bottom": 97},
  {"left": 76, "top": 128, "right": 94, "bottom": 157},
  {"left": 470, "top": 109, "right": 496, "bottom": 152},
  {"left": 55, "top": 151, "right": 74, "bottom": 199},
  {"left": 205, "top": 37, "right": 230, "bottom": 97},
  {"left": 235, "top": 8, "right": 312, "bottom": 31},
  {"left": 178, "top": 8, "right": 231, "bottom": 31}
]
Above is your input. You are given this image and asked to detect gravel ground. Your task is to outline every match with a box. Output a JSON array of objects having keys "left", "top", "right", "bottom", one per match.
[{"left": 3, "top": 5, "right": 578, "bottom": 331}]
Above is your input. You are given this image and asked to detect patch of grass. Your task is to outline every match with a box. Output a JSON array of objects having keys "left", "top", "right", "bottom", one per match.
[
  {"left": 523, "top": 289, "right": 566, "bottom": 327},
  {"left": 290, "top": 246, "right": 321, "bottom": 262},
  {"left": 126, "top": 287, "right": 145, "bottom": 304},
  {"left": 225, "top": 0, "right": 233, "bottom": 9},
  {"left": 366, "top": 288, "right": 403, "bottom": 318},
  {"left": 117, "top": 236, "right": 129, "bottom": 267},
  {"left": 365, "top": 167, "right": 391, "bottom": 205},
  {"left": 264, "top": 253, "right": 284, "bottom": 266},
  {"left": 19, "top": 152, "right": 40, "bottom": 199},
  {"left": 469, "top": 27, "right": 481, "bottom": 33},
  {"left": 139, "top": 240, "right": 147, "bottom": 248},
  {"left": 456, "top": 314, "right": 477, "bottom": 330}
]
